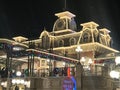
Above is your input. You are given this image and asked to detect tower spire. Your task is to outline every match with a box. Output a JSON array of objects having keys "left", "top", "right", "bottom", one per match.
[{"left": 63, "top": 0, "right": 67, "bottom": 11}]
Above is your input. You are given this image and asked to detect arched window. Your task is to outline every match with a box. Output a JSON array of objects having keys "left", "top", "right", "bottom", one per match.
[
  {"left": 82, "top": 30, "right": 92, "bottom": 43},
  {"left": 42, "top": 36, "right": 46, "bottom": 49},
  {"left": 58, "top": 40, "right": 64, "bottom": 47},
  {"left": 83, "top": 33, "right": 89, "bottom": 43},
  {"left": 99, "top": 34, "right": 106, "bottom": 45},
  {"left": 42, "top": 36, "right": 50, "bottom": 49},
  {"left": 93, "top": 30, "right": 99, "bottom": 42},
  {"left": 46, "top": 36, "right": 49, "bottom": 48},
  {"left": 70, "top": 38, "right": 76, "bottom": 45}
]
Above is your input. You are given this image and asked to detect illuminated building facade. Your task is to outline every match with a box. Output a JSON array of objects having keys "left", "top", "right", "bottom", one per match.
[
  {"left": 0, "top": 10, "right": 119, "bottom": 90},
  {"left": 22, "top": 11, "right": 118, "bottom": 70},
  {"left": 0, "top": 10, "right": 119, "bottom": 75}
]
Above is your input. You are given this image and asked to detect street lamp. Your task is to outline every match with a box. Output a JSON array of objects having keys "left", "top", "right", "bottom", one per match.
[
  {"left": 16, "top": 71, "right": 22, "bottom": 77},
  {"left": 76, "top": 45, "right": 83, "bottom": 90},
  {"left": 80, "top": 57, "right": 86, "bottom": 65},
  {"left": 110, "top": 70, "right": 120, "bottom": 79},
  {"left": 109, "top": 56, "right": 120, "bottom": 90},
  {"left": 115, "top": 56, "right": 120, "bottom": 65},
  {"left": 1, "top": 81, "right": 7, "bottom": 89},
  {"left": 75, "top": 45, "right": 83, "bottom": 62},
  {"left": 12, "top": 79, "right": 30, "bottom": 88},
  {"left": 109, "top": 69, "right": 120, "bottom": 90},
  {"left": 11, "top": 71, "right": 31, "bottom": 90},
  {"left": 110, "top": 56, "right": 120, "bottom": 79}
]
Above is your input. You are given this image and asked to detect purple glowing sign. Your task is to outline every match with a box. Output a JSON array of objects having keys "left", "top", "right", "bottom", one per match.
[{"left": 62, "top": 77, "right": 74, "bottom": 90}]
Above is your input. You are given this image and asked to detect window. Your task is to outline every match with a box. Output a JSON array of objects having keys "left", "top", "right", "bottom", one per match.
[
  {"left": 41, "top": 60, "right": 45, "bottom": 66},
  {"left": 42, "top": 35, "right": 50, "bottom": 49},
  {"left": 70, "top": 38, "right": 76, "bottom": 45},
  {"left": 58, "top": 40, "right": 64, "bottom": 47},
  {"left": 82, "top": 30, "right": 92, "bottom": 43}
]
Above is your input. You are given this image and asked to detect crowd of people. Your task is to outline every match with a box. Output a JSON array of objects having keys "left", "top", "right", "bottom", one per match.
[{"left": 0, "top": 66, "right": 75, "bottom": 78}]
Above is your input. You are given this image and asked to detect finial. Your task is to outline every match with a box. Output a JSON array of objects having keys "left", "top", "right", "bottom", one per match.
[
  {"left": 63, "top": 0, "right": 67, "bottom": 11},
  {"left": 44, "top": 27, "right": 46, "bottom": 31}
]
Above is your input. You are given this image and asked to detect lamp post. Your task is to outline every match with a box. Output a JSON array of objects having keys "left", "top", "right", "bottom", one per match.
[
  {"left": 109, "top": 56, "right": 120, "bottom": 90},
  {"left": 110, "top": 56, "right": 120, "bottom": 79},
  {"left": 75, "top": 45, "right": 83, "bottom": 90},
  {"left": 80, "top": 57, "right": 86, "bottom": 66},
  {"left": 1, "top": 81, "right": 7, "bottom": 90},
  {"left": 75, "top": 45, "right": 83, "bottom": 62}
]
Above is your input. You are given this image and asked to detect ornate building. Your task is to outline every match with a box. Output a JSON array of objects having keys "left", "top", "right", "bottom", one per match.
[
  {"left": 24, "top": 11, "right": 118, "bottom": 67},
  {"left": 0, "top": 10, "right": 120, "bottom": 90},
  {"left": 0, "top": 10, "right": 119, "bottom": 73}
]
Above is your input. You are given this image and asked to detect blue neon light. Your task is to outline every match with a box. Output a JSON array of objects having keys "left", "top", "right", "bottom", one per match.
[{"left": 71, "top": 76, "right": 76, "bottom": 90}]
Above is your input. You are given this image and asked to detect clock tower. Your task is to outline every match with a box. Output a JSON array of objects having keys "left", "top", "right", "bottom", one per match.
[{"left": 52, "top": 11, "right": 77, "bottom": 36}]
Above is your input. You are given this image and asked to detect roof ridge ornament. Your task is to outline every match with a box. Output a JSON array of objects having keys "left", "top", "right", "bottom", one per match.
[
  {"left": 63, "top": 0, "right": 67, "bottom": 11},
  {"left": 55, "top": 11, "right": 76, "bottom": 19}
]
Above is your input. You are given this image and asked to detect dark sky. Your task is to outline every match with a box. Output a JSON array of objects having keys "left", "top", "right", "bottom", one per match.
[{"left": 0, "top": 0, "right": 120, "bottom": 50}]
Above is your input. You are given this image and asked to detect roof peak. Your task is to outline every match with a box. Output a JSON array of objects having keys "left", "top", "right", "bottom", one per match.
[{"left": 55, "top": 11, "right": 76, "bottom": 19}]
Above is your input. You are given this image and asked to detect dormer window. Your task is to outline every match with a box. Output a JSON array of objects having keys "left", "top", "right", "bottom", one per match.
[{"left": 82, "top": 30, "right": 92, "bottom": 43}]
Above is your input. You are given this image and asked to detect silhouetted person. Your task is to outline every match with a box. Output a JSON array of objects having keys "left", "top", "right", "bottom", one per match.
[
  {"left": 0, "top": 67, "right": 8, "bottom": 78},
  {"left": 63, "top": 67, "right": 67, "bottom": 76},
  {"left": 15, "top": 85, "right": 19, "bottom": 90}
]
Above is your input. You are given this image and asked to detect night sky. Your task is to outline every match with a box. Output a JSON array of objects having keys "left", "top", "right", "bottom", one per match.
[{"left": 0, "top": 0, "right": 120, "bottom": 50}]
